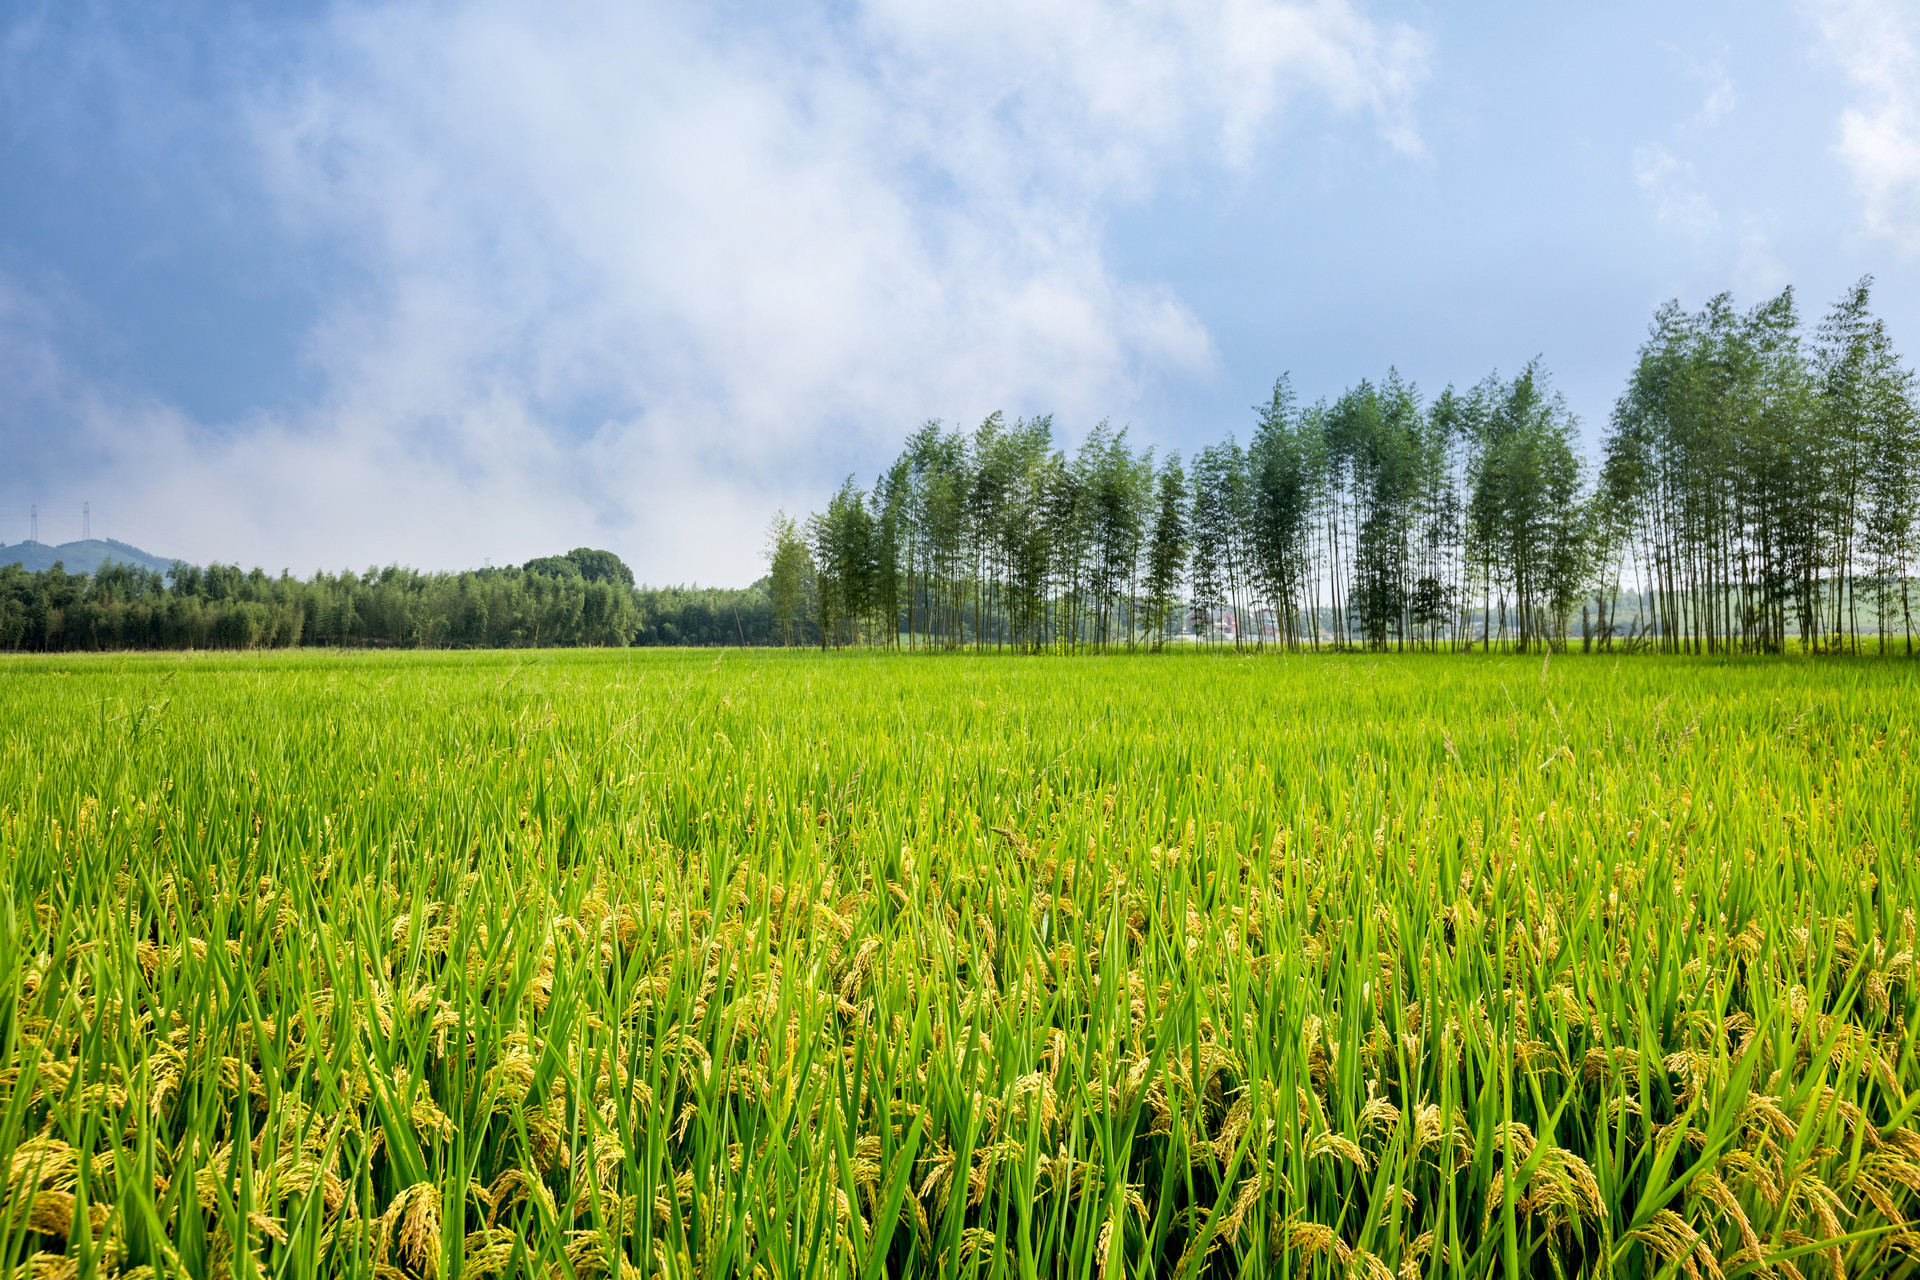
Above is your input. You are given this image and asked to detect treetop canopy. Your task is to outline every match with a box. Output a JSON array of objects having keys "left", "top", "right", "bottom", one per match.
[{"left": 523, "top": 548, "right": 635, "bottom": 588}]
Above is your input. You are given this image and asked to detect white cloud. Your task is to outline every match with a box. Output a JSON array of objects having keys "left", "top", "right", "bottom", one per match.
[
  {"left": 1804, "top": 0, "right": 1920, "bottom": 253},
  {"left": 1634, "top": 143, "right": 1719, "bottom": 236},
  {"left": 3, "top": 0, "right": 1428, "bottom": 581},
  {"left": 1733, "top": 225, "right": 1790, "bottom": 298},
  {"left": 1691, "top": 59, "right": 1736, "bottom": 127},
  {"left": 1658, "top": 42, "right": 1736, "bottom": 130}
]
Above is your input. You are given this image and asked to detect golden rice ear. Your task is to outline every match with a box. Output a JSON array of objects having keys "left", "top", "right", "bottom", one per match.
[{"left": 1694, "top": 1170, "right": 1761, "bottom": 1262}]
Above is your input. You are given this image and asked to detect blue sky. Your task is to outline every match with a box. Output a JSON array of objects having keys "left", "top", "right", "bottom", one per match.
[{"left": 3, "top": 0, "right": 1917, "bottom": 582}]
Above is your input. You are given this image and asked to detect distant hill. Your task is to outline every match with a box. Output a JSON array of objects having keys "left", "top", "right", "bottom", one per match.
[{"left": 0, "top": 538, "right": 182, "bottom": 577}]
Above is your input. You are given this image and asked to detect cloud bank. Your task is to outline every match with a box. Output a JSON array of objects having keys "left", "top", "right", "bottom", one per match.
[
  {"left": 1806, "top": 0, "right": 1920, "bottom": 254},
  {"left": 2, "top": 0, "right": 1428, "bottom": 580}
]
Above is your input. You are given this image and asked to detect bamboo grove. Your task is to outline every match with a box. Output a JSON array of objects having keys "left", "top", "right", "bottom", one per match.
[{"left": 782, "top": 281, "right": 1920, "bottom": 655}]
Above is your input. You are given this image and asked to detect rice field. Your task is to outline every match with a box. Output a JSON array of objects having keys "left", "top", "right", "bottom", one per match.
[{"left": 2, "top": 647, "right": 1918, "bottom": 1279}]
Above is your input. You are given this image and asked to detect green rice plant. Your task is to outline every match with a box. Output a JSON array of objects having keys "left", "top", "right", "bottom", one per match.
[{"left": 0, "top": 647, "right": 1916, "bottom": 1278}]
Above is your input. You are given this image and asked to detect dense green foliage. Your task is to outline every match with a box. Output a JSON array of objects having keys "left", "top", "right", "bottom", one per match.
[
  {"left": 523, "top": 549, "right": 637, "bottom": 588},
  {"left": 798, "top": 283, "right": 1919, "bottom": 654},
  {"left": 0, "top": 562, "right": 642, "bottom": 652},
  {"left": 2, "top": 647, "right": 1917, "bottom": 1277},
  {"left": 0, "top": 555, "right": 813, "bottom": 653}
]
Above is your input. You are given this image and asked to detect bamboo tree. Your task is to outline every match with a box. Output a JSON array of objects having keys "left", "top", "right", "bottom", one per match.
[
  {"left": 1250, "top": 377, "right": 1318, "bottom": 649},
  {"left": 872, "top": 460, "right": 911, "bottom": 647},
  {"left": 1189, "top": 444, "right": 1239, "bottom": 646},
  {"left": 1143, "top": 454, "right": 1189, "bottom": 649},
  {"left": 765, "top": 511, "right": 812, "bottom": 647}
]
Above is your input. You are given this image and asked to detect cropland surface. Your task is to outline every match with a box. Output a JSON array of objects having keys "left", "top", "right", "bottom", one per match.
[{"left": 2, "top": 647, "right": 1917, "bottom": 1279}]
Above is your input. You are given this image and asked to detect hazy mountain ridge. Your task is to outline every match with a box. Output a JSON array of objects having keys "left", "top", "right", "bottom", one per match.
[{"left": 0, "top": 539, "right": 181, "bottom": 577}]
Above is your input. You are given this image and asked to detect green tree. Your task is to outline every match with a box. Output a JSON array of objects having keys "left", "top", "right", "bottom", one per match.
[
  {"left": 765, "top": 512, "right": 812, "bottom": 647},
  {"left": 1143, "top": 454, "right": 1190, "bottom": 648},
  {"left": 1473, "top": 363, "right": 1585, "bottom": 651},
  {"left": 565, "top": 548, "right": 636, "bottom": 587}
]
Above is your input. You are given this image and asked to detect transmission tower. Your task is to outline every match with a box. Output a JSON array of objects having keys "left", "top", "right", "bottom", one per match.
[
  {"left": 29, "top": 505, "right": 36, "bottom": 544},
  {"left": 83, "top": 502, "right": 90, "bottom": 541}
]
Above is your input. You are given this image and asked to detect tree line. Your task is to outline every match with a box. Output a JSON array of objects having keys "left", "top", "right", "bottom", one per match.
[
  {"left": 8, "top": 282, "right": 1912, "bottom": 657},
  {"left": 777, "top": 280, "right": 1919, "bottom": 654},
  {"left": 0, "top": 547, "right": 823, "bottom": 652}
]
